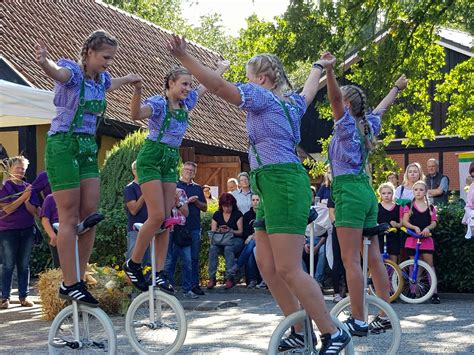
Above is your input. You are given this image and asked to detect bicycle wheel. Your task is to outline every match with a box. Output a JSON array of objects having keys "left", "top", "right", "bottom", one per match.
[
  {"left": 125, "top": 289, "right": 187, "bottom": 354},
  {"left": 368, "top": 259, "right": 404, "bottom": 302},
  {"left": 399, "top": 259, "right": 437, "bottom": 304},
  {"left": 48, "top": 304, "right": 116, "bottom": 354},
  {"left": 267, "top": 310, "right": 354, "bottom": 354},
  {"left": 330, "top": 295, "right": 401, "bottom": 355}
]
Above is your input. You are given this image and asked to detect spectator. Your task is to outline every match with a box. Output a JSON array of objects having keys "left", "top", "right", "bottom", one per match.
[
  {"left": 316, "top": 170, "right": 332, "bottom": 205},
  {"left": 177, "top": 161, "right": 207, "bottom": 296},
  {"left": 229, "top": 194, "right": 261, "bottom": 288},
  {"left": 386, "top": 172, "right": 399, "bottom": 188},
  {"left": 227, "top": 178, "right": 238, "bottom": 193},
  {"left": 232, "top": 172, "right": 252, "bottom": 214},
  {"left": 124, "top": 161, "right": 151, "bottom": 266},
  {"left": 425, "top": 158, "right": 449, "bottom": 205},
  {"left": 462, "top": 162, "right": 474, "bottom": 239},
  {"left": 165, "top": 189, "right": 196, "bottom": 298},
  {"left": 207, "top": 193, "right": 243, "bottom": 289},
  {"left": 377, "top": 182, "right": 402, "bottom": 263},
  {"left": 0, "top": 156, "right": 36, "bottom": 309},
  {"left": 40, "top": 194, "right": 60, "bottom": 268},
  {"left": 29, "top": 171, "right": 52, "bottom": 209},
  {"left": 202, "top": 184, "right": 217, "bottom": 204},
  {"left": 394, "top": 162, "right": 425, "bottom": 206}
]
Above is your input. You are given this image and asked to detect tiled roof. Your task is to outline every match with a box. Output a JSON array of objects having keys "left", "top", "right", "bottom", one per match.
[{"left": 2, "top": 0, "right": 248, "bottom": 153}]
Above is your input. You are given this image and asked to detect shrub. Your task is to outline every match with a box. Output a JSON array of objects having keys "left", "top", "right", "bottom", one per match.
[{"left": 434, "top": 201, "right": 474, "bottom": 292}]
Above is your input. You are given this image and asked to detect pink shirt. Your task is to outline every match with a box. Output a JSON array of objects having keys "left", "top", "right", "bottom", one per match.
[{"left": 462, "top": 183, "right": 474, "bottom": 225}]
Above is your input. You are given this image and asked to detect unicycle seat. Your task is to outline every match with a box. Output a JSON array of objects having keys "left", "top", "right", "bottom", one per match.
[
  {"left": 362, "top": 223, "right": 389, "bottom": 238},
  {"left": 77, "top": 213, "right": 105, "bottom": 235}
]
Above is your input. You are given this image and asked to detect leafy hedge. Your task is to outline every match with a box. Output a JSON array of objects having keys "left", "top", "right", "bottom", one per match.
[{"left": 434, "top": 200, "right": 474, "bottom": 292}]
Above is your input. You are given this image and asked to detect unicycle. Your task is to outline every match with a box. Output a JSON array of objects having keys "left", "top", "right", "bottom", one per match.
[
  {"left": 48, "top": 213, "right": 117, "bottom": 354},
  {"left": 125, "top": 222, "right": 187, "bottom": 354}
]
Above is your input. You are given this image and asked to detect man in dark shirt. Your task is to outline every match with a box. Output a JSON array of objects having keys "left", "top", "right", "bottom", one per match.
[
  {"left": 177, "top": 161, "right": 207, "bottom": 295},
  {"left": 123, "top": 161, "right": 150, "bottom": 265}
]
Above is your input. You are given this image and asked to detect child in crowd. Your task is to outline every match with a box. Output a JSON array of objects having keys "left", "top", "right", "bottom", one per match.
[
  {"left": 377, "top": 182, "right": 402, "bottom": 263},
  {"left": 35, "top": 30, "right": 140, "bottom": 306},
  {"left": 402, "top": 180, "right": 440, "bottom": 304}
]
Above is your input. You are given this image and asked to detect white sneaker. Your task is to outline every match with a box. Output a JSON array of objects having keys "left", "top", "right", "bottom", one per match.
[
  {"left": 183, "top": 290, "right": 199, "bottom": 299},
  {"left": 255, "top": 281, "right": 267, "bottom": 289}
]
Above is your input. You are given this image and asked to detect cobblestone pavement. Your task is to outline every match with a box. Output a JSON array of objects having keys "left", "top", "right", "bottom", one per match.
[{"left": 1, "top": 287, "right": 473, "bottom": 354}]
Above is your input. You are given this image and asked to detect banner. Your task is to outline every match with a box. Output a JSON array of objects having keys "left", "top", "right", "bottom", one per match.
[{"left": 459, "top": 152, "right": 474, "bottom": 201}]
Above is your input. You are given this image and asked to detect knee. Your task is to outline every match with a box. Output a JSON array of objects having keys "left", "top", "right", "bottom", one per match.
[{"left": 147, "top": 211, "right": 165, "bottom": 227}]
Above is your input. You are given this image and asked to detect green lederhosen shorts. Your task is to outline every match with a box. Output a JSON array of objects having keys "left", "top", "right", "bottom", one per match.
[
  {"left": 136, "top": 139, "right": 179, "bottom": 184},
  {"left": 45, "top": 133, "right": 99, "bottom": 192},
  {"left": 249, "top": 163, "right": 312, "bottom": 235},
  {"left": 332, "top": 173, "right": 378, "bottom": 229}
]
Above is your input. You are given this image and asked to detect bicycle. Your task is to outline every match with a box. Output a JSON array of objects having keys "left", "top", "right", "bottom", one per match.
[
  {"left": 368, "top": 227, "right": 404, "bottom": 302},
  {"left": 267, "top": 209, "right": 354, "bottom": 354},
  {"left": 330, "top": 223, "right": 401, "bottom": 355},
  {"left": 398, "top": 227, "right": 437, "bottom": 304},
  {"left": 48, "top": 213, "right": 117, "bottom": 354},
  {"left": 125, "top": 222, "right": 187, "bottom": 354}
]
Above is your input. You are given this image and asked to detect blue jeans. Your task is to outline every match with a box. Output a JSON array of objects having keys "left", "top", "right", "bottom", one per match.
[
  {"left": 164, "top": 232, "right": 192, "bottom": 292},
  {"left": 126, "top": 231, "right": 151, "bottom": 266},
  {"left": 190, "top": 229, "right": 201, "bottom": 287},
  {"left": 236, "top": 239, "right": 256, "bottom": 268},
  {"left": 246, "top": 251, "right": 260, "bottom": 282},
  {"left": 0, "top": 227, "right": 35, "bottom": 299},
  {"left": 303, "top": 236, "right": 326, "bottom": 283},
  {"left": 208, "top": 238, "right": 244, "bottom": 279}
]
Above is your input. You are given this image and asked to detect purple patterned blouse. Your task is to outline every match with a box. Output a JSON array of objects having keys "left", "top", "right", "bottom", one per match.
[
  {"left": 48, "top": 59, "right": 111, "bottom": 135},
  {"left": 236, "top": 83, "right": 306, "bottom": 169},
  {"left": 328, "top": 109, "right": 382, "bottom": 177},
  {"left": 143, "top": 91, "right": 199, "bottom": 148}
]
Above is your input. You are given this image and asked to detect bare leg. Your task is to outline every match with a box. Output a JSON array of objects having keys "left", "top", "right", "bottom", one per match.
[
  {"left": 337, "top": 227, "right": 365, "bottom": 320},
  {"left": 54, "top": 188, "right": 81, "bottom": 286},
  {"left": 131, "top": 180, "right": 166, "bottom": 264},
  {"left": 153, "top": 182, "right": 176, "bottom": 271},
  {"left": 78, "top": 178, "right": 100, "bottom": 280},
  {"left": 268, "top": 232, "right": 336, "bottom": 334}
]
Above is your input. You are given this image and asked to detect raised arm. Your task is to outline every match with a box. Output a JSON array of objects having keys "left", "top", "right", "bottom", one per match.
[
  {"left": 196, "top": 60, "right": 230, "bottom": 97},
  {"left": 168, "top": 35, "right": 241, "bottom": 106},
  {"left": 130, "top": 78, "right": 153, "bottom": 121},
  {"left": 324, "top": 53, "right": 345, "bottom": 121},
  {"left": 373, "top": 74, "right": 408, "bottom": 115},
  {"left": 35, "top": 39, "right": 71, "bottom": 83},
  {"left": 301, "top": 52, "right": 336, "bottom": 108}
]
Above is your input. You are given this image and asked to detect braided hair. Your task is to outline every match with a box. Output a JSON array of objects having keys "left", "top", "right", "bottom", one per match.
[
  {"left": 341, "top": 85, "right": 377, "bottom": 152},
  {"left": 246, "top": 54, "right": 293, "bottom": 92},
  {"left": 79, "top": 30, "right": 118, "bottom": 78},
  {"left": 164, "top": 67, "right": 192, "bottom": 92}
]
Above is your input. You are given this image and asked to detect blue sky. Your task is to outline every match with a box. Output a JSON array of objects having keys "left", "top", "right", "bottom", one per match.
[{"left": 181, "top": 0, "right": 289, "bottom": 35}]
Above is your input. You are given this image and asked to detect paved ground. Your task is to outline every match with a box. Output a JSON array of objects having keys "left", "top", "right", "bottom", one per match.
[{"left": 1, "top": 286, "right": 473, "bottom": 354}]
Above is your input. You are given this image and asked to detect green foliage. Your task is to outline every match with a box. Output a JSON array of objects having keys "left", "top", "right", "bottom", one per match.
[
  {"left": 434, "top": 201, "right": 474, "bottom": 292},
  {"left": 30, "top": 236, "right": 53, "bottom": 276},
  {"left": 92, "top": 130, "right": 147, "bottom": 266}
]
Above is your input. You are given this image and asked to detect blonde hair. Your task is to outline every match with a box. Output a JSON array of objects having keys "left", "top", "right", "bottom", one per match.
[
  {"left": 79, "top": 30, "right": 118, "bottom": 75},
  {"left": 402, "top": 162, "right": 425, "bottom": 185},
  {"left": 1, "top": 155, "right": 29, "bottom": 181},
  {"left": 246, "top": 54, "right": 292, "bottom": 91},
  {"left": 164, "top": 67, "right": 191, "bottom": 91},
  {"left": 378, "top": 182, "right": 395, "bottom": 198},
  {"left": 341, "top": 85, "right": 377, "bottom": 152},
  {"left": 409, "top": 180, "right": 432, "bottom": 216}
]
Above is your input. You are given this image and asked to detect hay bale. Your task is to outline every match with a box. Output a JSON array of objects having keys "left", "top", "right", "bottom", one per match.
[{"left": 36, "top": 268, "right": 65, "bottom": 320}]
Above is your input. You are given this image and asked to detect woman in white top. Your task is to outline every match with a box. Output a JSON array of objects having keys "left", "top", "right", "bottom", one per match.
[{"left": 394, "top": 162, "right": 425, "bottom": 206}]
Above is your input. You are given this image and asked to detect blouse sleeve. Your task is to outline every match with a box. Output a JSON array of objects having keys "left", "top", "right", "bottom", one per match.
[
  {"left": 333, "top": 109, "right": 357, "bottom": 140},
  {"left": 57, "top": 58, "right": 82, "bottom": 88},
  {"left": 366, "top": 112, "right": 382, "bottom": 136},
  {"left": 401, "top": 205, "right": 410, "bottom": 216},
  {"left": 102, "top": 71, "right": 112, "bottom": 90},
  {"left": 144, "top": 95, "right": 166, "bottom": 120},
  {"left": 235, "top": 83, "right": 272, "bottom": 112},
  {"left": 183, "top": 90, "right": 199, "bottom": 111}
]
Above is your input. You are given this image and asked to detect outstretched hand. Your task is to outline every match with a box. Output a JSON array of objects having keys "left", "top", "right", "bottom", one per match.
[
  {"left": 217, "top": 60, "right": 231, "bottom": 73},
  {"left": 167, "top": 34, "right": 188, "bottom": 58},
  {"left": 395, "top": 74, "right": 408, "bottom": 91},
  {"left": 318, "top": 51, "right": 336, "bottom": 69},
  {"left": 126, "top": 73, "right": 142, "bottom": 88},
  {"left": 35, "top": 39, "right": 48, "bottom": 65}
]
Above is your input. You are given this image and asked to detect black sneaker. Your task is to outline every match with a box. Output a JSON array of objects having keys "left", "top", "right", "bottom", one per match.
[
  {"left": 59, "top": 281, "right": 99, "bottom": 307},
  {"left": 431, "top": 293, "right": 441, "bottom": 304},
  {"left": 123, "top": 259, "right": 149, "bottom": 292},
  {"left": 155, "top": 270, "right": 175, "bottom": 295},
  {"left": 369, "top": 315, "right": 392, "bottom": 334},
  {"left": 344, "top": 316, "right": 368, "bottom": 337},
  {"left": 192, "top": 285, "right": 205, "bottom": 296},
  {"left": 278, "top": 327, "right": 316, "bottom": 351},
  {"left": 320, "top": 328, "right": 351, "bottom": 354}
]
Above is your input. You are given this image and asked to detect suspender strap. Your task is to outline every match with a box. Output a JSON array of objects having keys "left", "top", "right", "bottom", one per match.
[{"left": 156, "top": 110, "right": 173, "bottom": 143}]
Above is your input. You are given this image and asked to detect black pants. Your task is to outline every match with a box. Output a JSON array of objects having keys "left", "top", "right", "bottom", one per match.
[{"left": 331, "top": 227, "right": 347, "bottom": 294}]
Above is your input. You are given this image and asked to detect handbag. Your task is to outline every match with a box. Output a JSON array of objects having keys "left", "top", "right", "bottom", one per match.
[
  {"left": 208, "top": 230, "right": 234, "bottom": 246},
  {"left": 173, "top": 225, "right": 192, "bottom": 247}
]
